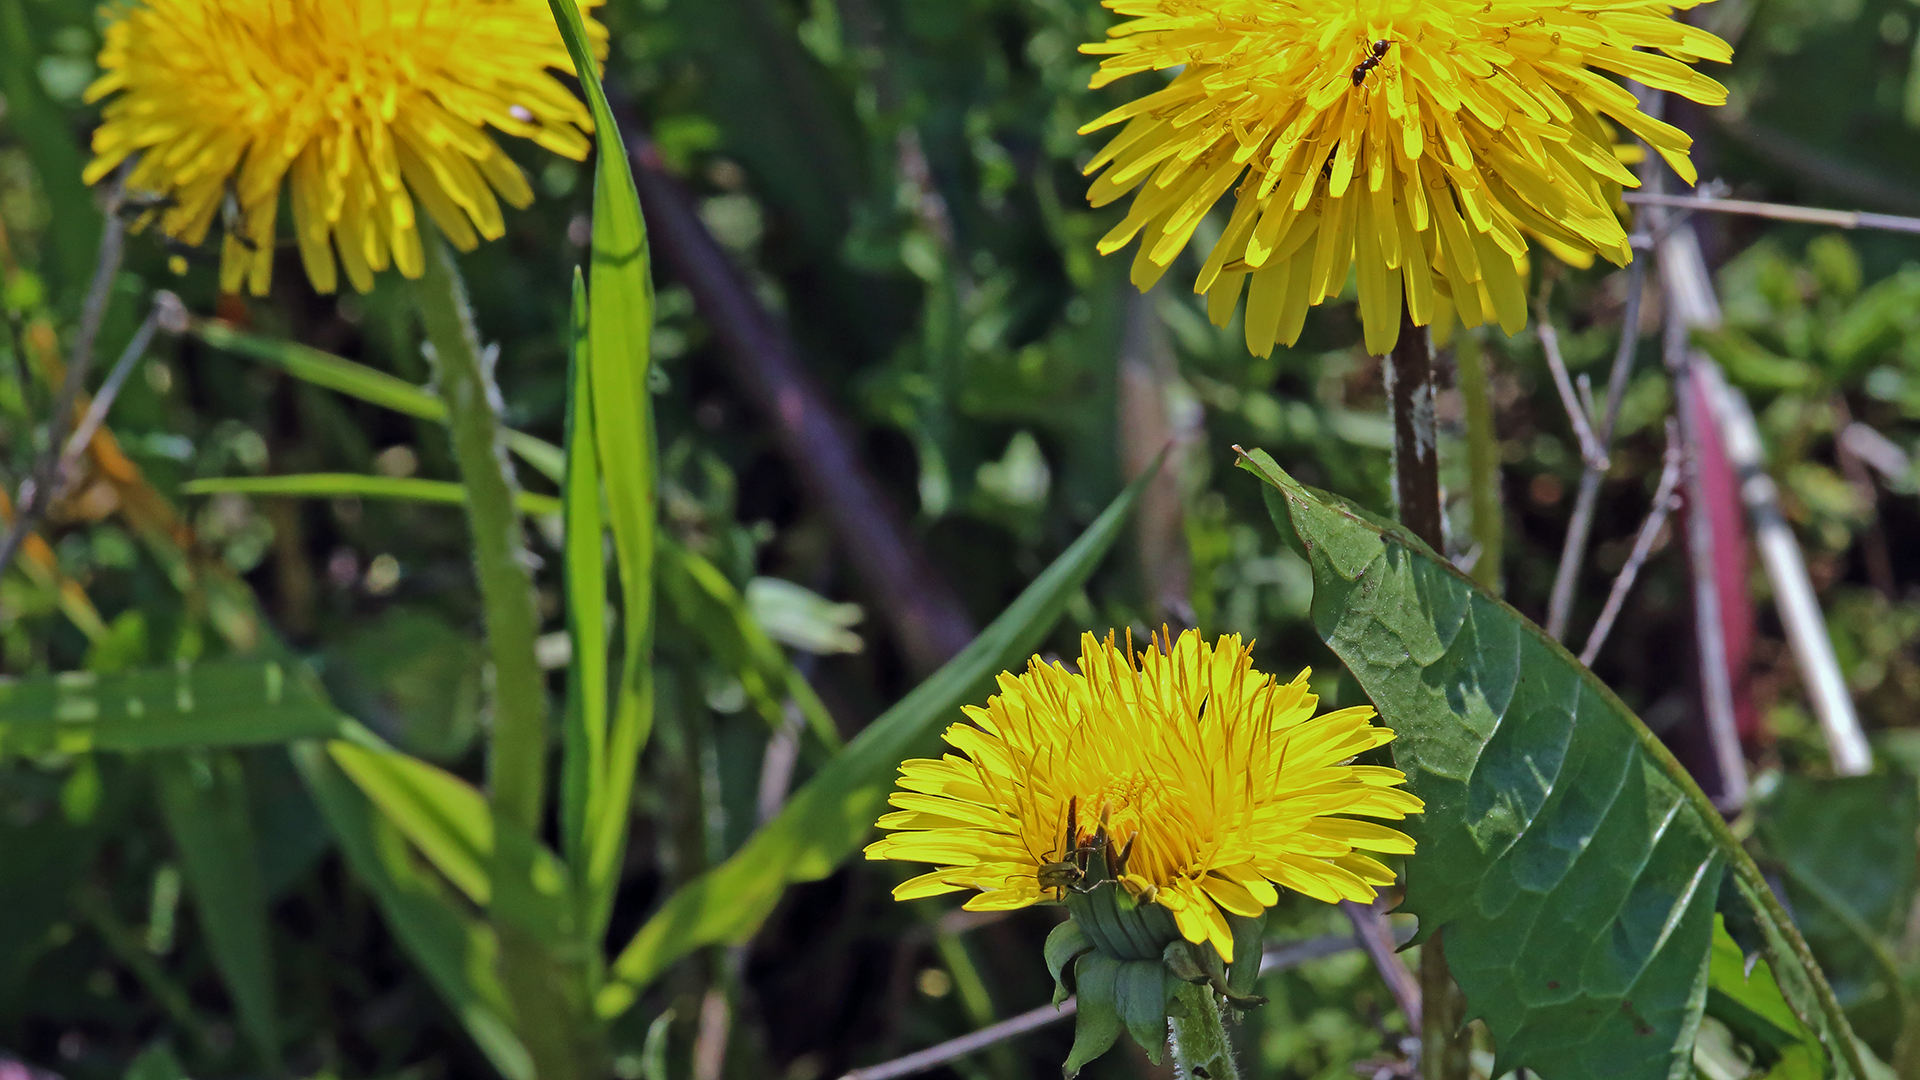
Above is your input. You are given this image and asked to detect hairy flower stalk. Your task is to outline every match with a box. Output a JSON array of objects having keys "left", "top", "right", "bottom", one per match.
[
  {"left": 868, "top": 629, "right": 1422, "bottom": 1073},
  {"left": 83, "top": 0, "right": 605, "bottom": 295},
  {"left": 1079, "top": 0, "right": 1731, "bottom": 356}
]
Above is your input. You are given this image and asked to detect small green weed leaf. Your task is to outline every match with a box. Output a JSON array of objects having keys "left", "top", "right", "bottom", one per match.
[
  {"left": 596, "top": 460, "right": 1157, "bottom": 1016},
  {"left": 548, "top": 0, "right": 659, "bottom": 949},
  {"left": 292, "top": 741, "right": 532, "bottom": 1080},
  {"left": 0, "top": 662, "right": 341, "bottom": 757},
  {"left": 155, "top": 751, "right": 282, "bottom": 1073},
  {"left": 1065, "top": 952, "right": 1123, "bottom": 1078},
  {"left": 660, "top": 539, "right": 841, "bottom": 750},
  {"left": 1240, "top": 448, "right": 1862, "bottom": 1080},
  {"left": 1046, "top": 920, "right": 1092, "bottom": 1006},
  {"left": 183, "top": 475, "right": 562, "bottom": 518},
  {"left": 1707, "top": 915, "right": 1822, "bottom": 1076}
]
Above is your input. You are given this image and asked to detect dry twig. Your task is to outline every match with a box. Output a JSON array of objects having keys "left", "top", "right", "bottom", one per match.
[{"left": 1580, "top": 421, "right": 1684, "bottom": 667}]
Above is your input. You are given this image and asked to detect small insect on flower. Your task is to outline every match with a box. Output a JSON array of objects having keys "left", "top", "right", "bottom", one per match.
[
  {"left": 1077, "top": 0, "right": 1733, "bottom": 357},
  {"left": 1350, "top": 39, "right": 1394, "bottom": 87},
  {"left": 82, "top": 0, "right": 608, "bottom": 297},
  {"left": 865, "top": 629, "right": 1423, "bottom": 961}
]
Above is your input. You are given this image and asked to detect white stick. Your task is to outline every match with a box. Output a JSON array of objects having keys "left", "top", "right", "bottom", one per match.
[{"left": 1656, "top": 226, "right": 1873, "bottom": 776}]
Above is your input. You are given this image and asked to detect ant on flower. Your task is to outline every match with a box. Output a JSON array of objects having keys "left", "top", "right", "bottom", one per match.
[{"left": 1351, "top": 38, "right": 1394, "bottom": 86}]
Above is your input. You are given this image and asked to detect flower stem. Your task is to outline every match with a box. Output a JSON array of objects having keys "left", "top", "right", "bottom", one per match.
[
  {"left": 1169, "top": 982, "right": 1240, "bottom": 1080},
  {"left": 415, "top": 233, "right": 548, "bottom": 835}
]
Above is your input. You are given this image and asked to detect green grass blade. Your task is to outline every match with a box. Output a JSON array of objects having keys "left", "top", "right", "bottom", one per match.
[
  {"left": 0, "top": 661, "right": 342, "bottom": 758},
  {"left": 559, "top": 270, "right": 612, "bottom": 909},
  {"left": 154, "top": 751, "right": 282, "bottom": 1073},
  {"left": 596, "top": 459, "right": 1159, "bottom": 1015},
  {"left": 291, "top": 741, "right": 533, "bottom": 1080},
  {"left": 659, "top": 540, "right": 841, "bottom": 751},
  {"left": 330, "top": 739, "right": 493, "bottom": 906},
  {"left": 548, "top": 0, "right": 659, "bottom": 948},
  {"left": 184, "top": 317, "right": 564, "bottom": 483},
  {"left": 183, "top": 475, "right": 563, "bottom": 518},
  {"left": 0, "top": 0, "right": 99, "bottom": 296},
  {"left": 327, "top": 735, "right": 579, "bottom": 951},
  {"left": 1239, "top": 447, "right": 1868, "bottom": 1080}
]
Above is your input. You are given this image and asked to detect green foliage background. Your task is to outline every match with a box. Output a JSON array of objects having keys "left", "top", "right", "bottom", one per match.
[{"left": 0, "top": 0, "right": 1918, "bottom": 1078}]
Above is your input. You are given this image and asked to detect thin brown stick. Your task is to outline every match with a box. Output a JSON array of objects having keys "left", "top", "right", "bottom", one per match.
[
  {"left": 837, "top": 933, "right": 1366, "bottom": 1080},
  {"left": 1622, "top": 191, "right": 1920, "bottom": 236},
  {"left": 1341, "top": 899, "right": 1422, "bottom": 1031},
  {"left": 0, "top": 196, "right": 129, "bottom": 576},
  {"left": 1533, "top": 310, "right": 1608, "bottom": 472},
  {"left": 616, "top": 117, "right": 976, "bottom": 674},
  {"left": 1580, "top": 421, "right": 1684, "bottom": 667},
  {"left": 1544, "top": 252, "right": 1648, "bottom": 642}
]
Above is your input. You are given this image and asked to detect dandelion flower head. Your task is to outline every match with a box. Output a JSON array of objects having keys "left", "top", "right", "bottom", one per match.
[
  {"left": 84, "top": 0, "right": 607, "bottom": 296},
  {"left": 865, "top": 629, "right": 1423, "bottom": 960},
  {"left": 1079, "top": 0, "right": 1731, "bottom": 356}
]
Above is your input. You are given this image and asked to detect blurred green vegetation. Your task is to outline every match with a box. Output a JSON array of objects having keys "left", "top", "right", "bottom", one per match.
[{"left": 0, "top": 0, "right": 1917, "bottom": 1078}]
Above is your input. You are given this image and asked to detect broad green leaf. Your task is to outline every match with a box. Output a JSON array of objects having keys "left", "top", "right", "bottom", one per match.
[
  {"left": 548, "top": 0, "right": 659, "bottom": 951},
  {"left": 154, "top": 751, "right": 282, "bottom": 1072},
  {"left": 183, "top": 475, "right": 562, "bottom": 518},
  {"left": 596, "top": 462, "right": 1156, "bottom": 1017},
  {"left": 560, "top": 269, "right": 611, "bottom": 911},
  {"left": 1240, "top": 449, "right": 1865, "bottom": 1080},
  {"left": 660, "top": 539, "right": 842, "bottom": 750},
  {"left": 291, "top": 741, "right": 532, "bottom": 1080},
  {"left": 184, "top": 316, "right": 564, "bottom": 483},
  {"left": 0, "top": 661, "right": 342, "bottom": 757}
]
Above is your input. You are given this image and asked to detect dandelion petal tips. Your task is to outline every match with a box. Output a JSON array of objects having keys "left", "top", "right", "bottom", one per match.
[
  {"left": 83, "top": 0, "right": 608, "bottom": 296},
  {"left": 864, "top": 629, "right": 1423, "bottom": 961},
  {"left": 1078, "top": 0, "right": 1732, "bottom": 356}
]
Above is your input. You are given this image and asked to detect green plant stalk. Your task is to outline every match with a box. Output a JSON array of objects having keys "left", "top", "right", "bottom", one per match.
[
  {"left": 1455, "top": 328, "right": 1503, "bottom": 595},
  {"left": 417, "top": 235, "right": 601, "bottom": 1080},
  {"left": 1168, "top": 982, "right": 1239, "bottom": 1080},
  {"left": 414, "top": 232, "right": 549, "bottom": 837}
]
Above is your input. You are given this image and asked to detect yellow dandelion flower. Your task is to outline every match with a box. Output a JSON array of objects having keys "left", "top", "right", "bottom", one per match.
[
  {"left": 864, "top": 629, "right": 1423, "bottom": 961},
  {"left": 1078, "top": 0, "right": 1731, "bottom": 357},
  {"left": 83, "top": 0, "right": 607, "bottom": 297}
]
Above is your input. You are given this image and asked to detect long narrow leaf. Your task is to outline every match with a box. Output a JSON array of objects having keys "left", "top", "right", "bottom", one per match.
[
  {"left": 0, "top": 661, "right": 341, "bottom": 757},
  {"left": 596, "top": 459, "right": 1158, "bottom": 1016},
  {"left": 291, "top": 742, "right": 532, "bottom": 1080},
  {"left": 183, "top": 475, "right": 562, "bottom": 518},
  {"left": 559, "top": 270, "right": 611, "bottom": 902},
  {"left": 548, "top": 0, "right": 659, "bottom": 947},
  {"left": 154, "top": 751, "right": 282, "bottom": 1073},
  {"left": 1238, "top": 448, "right": 1869, "bottom": 1080}
]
